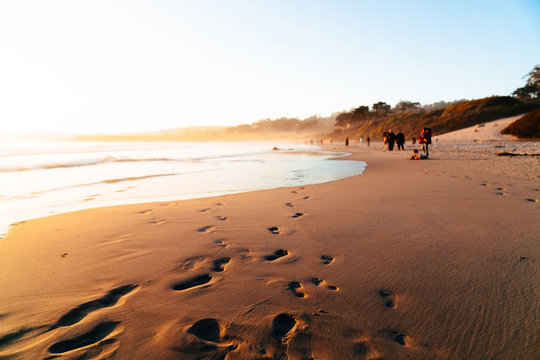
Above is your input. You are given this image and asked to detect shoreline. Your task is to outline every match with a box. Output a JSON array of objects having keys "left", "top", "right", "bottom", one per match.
[
  {"left": 0, "top": 145, "right": 365, "bottom": 240},
  {"left": 1, "top": 145, "right": 538, "bottom": 359}
]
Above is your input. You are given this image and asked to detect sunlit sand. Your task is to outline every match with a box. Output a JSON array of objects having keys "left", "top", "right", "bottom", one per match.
[{"left": 0, "top": 133, "right": 538, "bottom": 359}]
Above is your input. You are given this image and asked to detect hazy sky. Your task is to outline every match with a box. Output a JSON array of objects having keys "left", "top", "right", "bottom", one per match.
[{"left": 1, "top": 0, "right": 539, "bottom": 134}]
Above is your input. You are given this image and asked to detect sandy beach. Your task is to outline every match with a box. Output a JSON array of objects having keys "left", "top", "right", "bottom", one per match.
[{"left": 1, "top": 139, "right": 539, "bottom": 359}]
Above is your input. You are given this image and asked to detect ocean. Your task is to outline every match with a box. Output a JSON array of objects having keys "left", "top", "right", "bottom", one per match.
[{"left": 0, "top": 141, "right": 366, "bottom": 238}]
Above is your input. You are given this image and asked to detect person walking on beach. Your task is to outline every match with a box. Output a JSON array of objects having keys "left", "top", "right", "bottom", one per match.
[
  {"left": 396, "top": 129, "right": 405, "bottom": 150},
  {"left": 345, "top": 136, "right": 349, "bottom": 147},
  {"left": 412, "top": 136, "right": 416, "bottom": 145},
  {"left": 367, "top": 136, "right": 370, "bottom": 146},
  {"left": 385, "top": 130, "right": 396, "bottom": 151},
  {"left": 418, "top": 127, "right": 432, "bottom": 158}
]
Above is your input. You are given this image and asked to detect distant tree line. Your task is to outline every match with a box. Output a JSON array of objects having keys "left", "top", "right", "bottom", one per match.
[
  {"left": 334, "top": 99, "right": 464, "bottom": 129},
  {"left": 226, "top": 114, "right": 337, "bottom": 134},
  {"left": 224, "top": 64, "right": 540, "bottom": 140}
]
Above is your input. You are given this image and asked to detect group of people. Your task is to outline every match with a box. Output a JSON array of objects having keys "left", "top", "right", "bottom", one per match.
[
  {"left": 341, "top": 127, "right": 432, "bottom": 160},
  {"left": 382, "top": 127, "right": 432, "bottom": 159},
  {"left": 383, "top": 129, "right": 405, "bottom": 151},
  {"left": 345, "top": 136, "right": 370, "bottom": 147}
]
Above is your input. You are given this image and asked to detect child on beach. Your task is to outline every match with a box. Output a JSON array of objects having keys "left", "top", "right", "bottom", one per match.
[{"left": 410, "top": 149, "right": 426, "bottom": 160}]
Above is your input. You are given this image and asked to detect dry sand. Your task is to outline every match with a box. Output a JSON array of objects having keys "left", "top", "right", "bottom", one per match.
[
  {"left": 1, "top": 138, "right": 539, "bottom": 359},
  {"left": 436, "top": 115, "right": 523, "bottom": 143}
]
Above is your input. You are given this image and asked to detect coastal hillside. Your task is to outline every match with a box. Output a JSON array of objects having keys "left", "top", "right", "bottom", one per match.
[
  {"left": 501, "top": 108, "right": 540, "bottom": 139},
  {"left": 72, "top": 97, "right": 538, "bottom": 143},
  {"left": 335, "top": 96, "right": 539, "bottom": 140}
]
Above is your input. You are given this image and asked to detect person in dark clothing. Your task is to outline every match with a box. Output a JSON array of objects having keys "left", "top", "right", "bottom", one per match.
[
  {"left": 385, "top": 130, "right": 396, "bottom": 151},
  {"left": 412, "top": 136, "right": 416, "bottom": 145},
  {"left": 367, "top": 136, "right": 370, "bottom": 146},
  {"left": 418, "top": 127, "right": 432, "bottom": 158},
  {"left": 345, "top": 136, "right": 349, "bottom": 146},
  {"left": 396, "top": 130, "right": 405, "bottom": 150}
]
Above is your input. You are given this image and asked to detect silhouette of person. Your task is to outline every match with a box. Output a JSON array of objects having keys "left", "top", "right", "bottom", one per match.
[
  {"left": 418, "top": 127, "right": 432, "bottom": 158},
  {"left": 396, "top": 129, "right": 405, "bottom": 150},
  {"left": 385, "top": 130, "right": 396, "bottom": 151}
]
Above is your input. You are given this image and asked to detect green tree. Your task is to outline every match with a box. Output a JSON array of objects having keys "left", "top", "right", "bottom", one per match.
[
  {"left": 513, "top": 65, "right": 540, "bottom": 102},
  {"left": 352, "top": 105, "right": 370, "bottom": 119},
  {"left": 372, "top": 101, "right": 391, "bottom": 116},
  {"left": 394, "top": 100, "right": 421, "bottom": 113}
]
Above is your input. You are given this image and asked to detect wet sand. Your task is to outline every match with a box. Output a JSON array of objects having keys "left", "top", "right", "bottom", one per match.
[{"left": 0, "top": 142, "right": 539, "bottom": 359}]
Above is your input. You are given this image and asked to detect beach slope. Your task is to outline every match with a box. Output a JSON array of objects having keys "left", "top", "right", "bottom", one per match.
[{"left": 0, "top": 148, "right": 538, "bottom": 359}]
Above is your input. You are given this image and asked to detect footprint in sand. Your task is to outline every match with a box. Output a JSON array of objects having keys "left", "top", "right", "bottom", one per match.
[
  {"left": 150, "top": 218, "right": 167, "bottom": 225},
  {"left": 199, "top": 208, "right": 212, "bottom": 213},
  {"left": 354, "top": 341, "right": 372, "bottom": 357},
  {"left": 0, "top": 326, "right": 48, "bottom": 348},
  {"left": 188, "top": 318, "right": 222, "bottom": 342},
  {"left": 216, "top": 202, "right": 224, "bottom": 206},
  {"left": 302, "top": 196, "right": 310, "bottom": 200},
  {"left": 212, "top": 258, "right": 231, "bottom": 272},
  {"left": 138, "top": 209, "right": 153, "bottom": 214},
  {"left": 175, "top": 318, "right": 236, "bottom": 358},
  {"left": 288, "top": 282, "right": 306, "bottom": 298},
  {"left": 291, "top": 190, "right": 298, "bottom": 194},
  {"left": 48, "top": 321, "right": 121, "bottom": 354},
  {"left": 285, "top": 202, "right": 295, "bottom": 207},
  {"left": 379, "top": 289, "right": 398, "bottom": 309},
  {"left": 271, "top": 313, "right": 297, "bottom": 340},
  {"left": 48, "top": 285, "right": 138, "bottom": 330},
  {"left": 292, "top": 212, "right": 303, "bottom": 218},
  {"left": 216, "top": 216, "right": 228, "bottom": 221},
  {"left": 178, "top": 256, "right": 207, "bottom": 271},
  {"left": 264, "top": 249, "right": 288, "bottom": 261},
  {"left": 495, "top": 192, "right": 509, "bottom": 196},
  {"left": 526, "top": 198, "right": 539, "bottom": 203},
  {"left": 198, "top": 225, "right": 215, "bottom": 233},
  {"left": 215, "top": 239, "right": 229, "bottom": 248},
  {"left": 237, "top": 248, "right": 254, "bottom": 261},
  {"left": 321, "top": 255, "right": 334, "bottom": 265},
  {"left": 171, "top": 274, "right": 212, "bottom": 291},
  {"left": 310, "top": 277, "right": 339, "bottom": 291},
  {"left": 268, "top": 226, "right": 280, "bottom": 234},
  {"left": 381, "top": 329, "right": 408, "bottom": 346}
]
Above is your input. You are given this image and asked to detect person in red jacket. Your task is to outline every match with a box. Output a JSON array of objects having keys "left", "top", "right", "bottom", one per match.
[{"left": 418, "top": 127, "right": 432, "bottom": 158}]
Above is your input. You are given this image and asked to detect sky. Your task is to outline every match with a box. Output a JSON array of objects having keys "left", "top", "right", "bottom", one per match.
[{"left": 0, "top": 0, "right": 539, "bottom": 134}]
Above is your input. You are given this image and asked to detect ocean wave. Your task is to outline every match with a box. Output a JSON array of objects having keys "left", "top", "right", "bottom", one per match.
[
  {"left": 0, "top": 157, "right": 171, "bottom": 173},
  {"left": 0, "top": 173, "right": 179, "bottom": 201},
  {"left": 0, "top": 150, "right": 271, "bottom": 173}
]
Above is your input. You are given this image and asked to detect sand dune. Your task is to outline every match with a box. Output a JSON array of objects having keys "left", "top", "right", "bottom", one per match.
[
  {"left": 0, "top": 144, "right": 539, "bottom": 359},
  {"left": 437, "top": 115, "right": 523, "bottom": 142}
]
